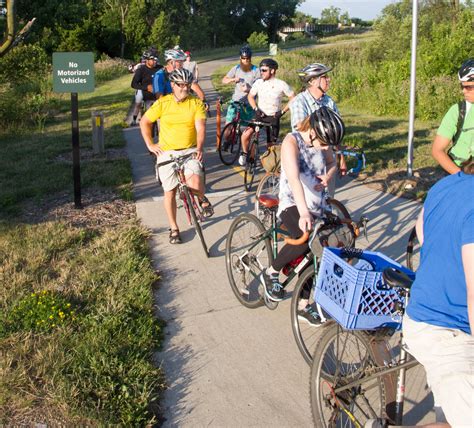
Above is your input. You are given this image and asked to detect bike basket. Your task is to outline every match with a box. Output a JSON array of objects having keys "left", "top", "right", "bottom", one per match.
[{"left": 314, "top": 247, "right": 415, "bottom": 330}]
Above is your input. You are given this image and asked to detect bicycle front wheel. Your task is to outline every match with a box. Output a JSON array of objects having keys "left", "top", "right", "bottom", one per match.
[
  {"left": 183, "top": 187, "right": 209, "bottom": 257},
  {"left": 244, "top": 139, "right": 259, "bottom": 192},
  {"left": 406, "top": 226, "right": 419, "bottom": 271},
  {"left": 219, "top": 122, "right": 241, "bottom": 166},
  {"left": 225, "top": 213, "right": 273, "bottom": 308},
  {"left": 327, "top": 198, "right": 351, "bottom": 220},
  {"left": 255, "top": 172, "right": 280, "bottom": 228},
  {"left": 310, "top": 323, "right": 396, "bottom": 427},
  {"left": 290, "top": 265, "right": 324, "bottom": 365}
]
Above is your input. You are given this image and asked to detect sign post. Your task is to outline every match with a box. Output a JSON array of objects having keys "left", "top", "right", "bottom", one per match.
[{"left": 52, "top": 52, "right": 95, "bottom": 208}]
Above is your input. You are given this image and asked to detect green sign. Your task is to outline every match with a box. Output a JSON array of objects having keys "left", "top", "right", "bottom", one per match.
[
  {"left": 269, "top": 43, "right": 278, "bottom": 56},
  {"left": 53, "top": 52, "right": 95, "bottom": 93}
]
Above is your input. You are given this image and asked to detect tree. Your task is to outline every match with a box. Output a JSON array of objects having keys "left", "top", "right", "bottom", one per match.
[
  {"left": 258, "top": 0, "right": 303, "bottom": 43},
  {"left": 320, "top": 6, "right": 341, "bottom": 24}
]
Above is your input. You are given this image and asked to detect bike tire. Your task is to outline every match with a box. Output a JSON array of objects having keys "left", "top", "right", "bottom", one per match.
[
  {"left": 310, "top": 323, "right": 396, "bottom": 427},
  {"left": 326, "top": 198, "right": 351, "bottom": 220},
  {"left": 254, "top": 172, "right": 280, "bottom": 228},
  {"left": 225, "top": 213, "right": 273, "bottom": 308},
  {"left": 406, "top": 226, "right": 419, "bottom": 272},
  {"left": 244, "top": 139, "right": 259, "bottom": 192},
  {"left": 219, "top": 122, "right": 241, "bottom": 166},
  {"left": 290, "top": 265, "right": 325, "bottom": 365},
  {"left": 183, "top": 187, "right": 209, "bottom": 257}
]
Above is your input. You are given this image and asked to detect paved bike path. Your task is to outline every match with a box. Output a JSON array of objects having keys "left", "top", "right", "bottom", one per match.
[{"left": 124, "top": 57, "right": 435, "bottom": 427}]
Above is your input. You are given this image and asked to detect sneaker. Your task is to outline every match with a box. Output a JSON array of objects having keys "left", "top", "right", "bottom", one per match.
[
  {"left": 130, "top": 120, "right": 137, "bottom": 127},
  {"left": 297, "top": 304, "right": 323, "bottom": 327},
  {"left": 259, "top": 270, "right": 285, "bottom": 301},
  {"left": 238, "top": 153, "right": 247, "bottom": 166}
]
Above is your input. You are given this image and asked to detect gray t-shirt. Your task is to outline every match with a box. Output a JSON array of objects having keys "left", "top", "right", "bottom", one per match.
[{"left": 226, "top": 64, "right": 260, "bottom": 103}]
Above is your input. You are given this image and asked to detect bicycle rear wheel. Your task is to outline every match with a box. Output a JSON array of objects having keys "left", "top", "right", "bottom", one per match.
[
  {"left": 182, "top": 187, "right": 209, "bottom": 257},
  {"left": 219, "top": 122, "right": 241, "bottom": 166},
  {"left": 310, "top": 323, "right": 396, "bottom": 427},
  {"left": 406, "top": 226, "right": 420, "bottom": 271},
  {"left": 244, "top": 139, "right": 259, "bottom": 192},
  {"left": 225, "top": 213, "right": 273, "bottom": 308},
  {"left": 255, "top": 172, "right": 280, "bottom": 229},
  {"left": 291, "top": 265, "right": 326, "bottom": 365}
]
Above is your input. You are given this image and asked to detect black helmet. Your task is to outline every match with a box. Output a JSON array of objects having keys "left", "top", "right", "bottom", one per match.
[
  {"left": 298, "top": 63, "right": 332, "bottom": 83},
  {"left": 309, "top": 106, "right": 345, "bottom": 146},
  {"left": 168, "top": 68, "right": 194, "bottom": 85},
  {"left": 259, "top": 58, "right": 278, "bottom": 70},
  {"left": 239, "top": 45, "right": 252, "bottom": 58},
  {"left": 458, "top": 58, "right": 474, "bottom": 82},
  {"left": 143, "top": 48, "right": 159, "bottom": 61}
]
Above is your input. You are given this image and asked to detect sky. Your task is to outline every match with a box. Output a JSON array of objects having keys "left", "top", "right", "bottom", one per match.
[{"left": 297, "top": 0, "right": 397, "bottom": 21}]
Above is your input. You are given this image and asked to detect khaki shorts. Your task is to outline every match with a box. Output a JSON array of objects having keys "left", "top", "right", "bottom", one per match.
[
  {"left": 403, "top": 314, "right": 474, "bottom": 427},
  {"left": 156, "top": 148, "right": 204, "bottom": 192}
]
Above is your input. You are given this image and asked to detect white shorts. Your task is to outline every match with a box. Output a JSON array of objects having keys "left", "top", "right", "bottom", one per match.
[
  {"left": 156, "top": 148, "right": 204, "bottom": 192},
  {"left": 403, "top": 314, "right": 474, "bottom": 427},
  {"left": 135, "top": 90, "right": 143, "bottom": 104}
]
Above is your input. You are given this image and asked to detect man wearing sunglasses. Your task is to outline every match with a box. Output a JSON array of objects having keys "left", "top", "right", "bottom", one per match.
[
  {"left": 140, "top": 68, "right": 213, "bottom": 245},
  {"left": 240, "top": 58, "right": 295, "bottom": 166},
  {"left": 432, "top": 58, "right": 474, "bottom": 174},
  {"left": 221, "top": 46, "right": 260, "bottom": 137}
]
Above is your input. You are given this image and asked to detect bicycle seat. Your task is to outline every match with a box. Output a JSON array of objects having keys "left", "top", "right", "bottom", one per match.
[
  {"left": 382, "top": 267, "right": 414, "bottom": 291},
  {"left": 258, "top": 194, "right": 279, "bottom": 209}
]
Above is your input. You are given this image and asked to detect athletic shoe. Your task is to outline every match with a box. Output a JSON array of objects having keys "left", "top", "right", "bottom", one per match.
[
  {"left": 238, "top": 153, "right": 247, "bottom": 166},
  {"left": 130, "top": 120, "right": 137, "bottom": 127},
  {"left": 259, "top": 270, "right": 285, "bottom": 301},
  {"left": 297, "top": 304, "right": 323, "bottom": 327}
]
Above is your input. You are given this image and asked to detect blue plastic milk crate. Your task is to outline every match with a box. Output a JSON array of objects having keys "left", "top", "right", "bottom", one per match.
[{"left": 314, "top": 247, "right": 415, "bottom": 330}]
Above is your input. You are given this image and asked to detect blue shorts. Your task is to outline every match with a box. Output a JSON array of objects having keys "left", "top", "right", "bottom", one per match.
[{"left": 225, "top": 102, "right": 255, "bottom": 124}]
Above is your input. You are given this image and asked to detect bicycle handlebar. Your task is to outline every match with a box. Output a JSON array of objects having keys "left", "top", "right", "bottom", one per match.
[{"left": 156, "top": 152, "right": 195, "bottom": 168}]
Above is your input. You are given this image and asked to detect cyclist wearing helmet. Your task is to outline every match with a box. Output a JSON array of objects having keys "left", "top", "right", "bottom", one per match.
[
  {"left": 432, "top": 58, "right": 474, "bottom": 174},
  {"left": 153, "top": 48, "right": 207, "bottom": 105},
  {"left": 130, "top": 48, "right": 161, "bottom": 125},
  {"left": 259, "top": 107, "right": 342, "bottom": 314},
  {"left": 221, "top": 46, "right": 260, "bottom": 129},
  {"left": 140, "top": 68, "right": 213, "bottom": 245},
  {"left": 240, "top": 58, "right": 295, "bottom": 166}
]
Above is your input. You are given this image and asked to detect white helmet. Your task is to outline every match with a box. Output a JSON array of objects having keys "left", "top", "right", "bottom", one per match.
[
  {"left": 168, "top": 68, "right": 194, "bottom": 85},
  {"left": 164, "top": 49, "right": 186, "bottom": 62}
]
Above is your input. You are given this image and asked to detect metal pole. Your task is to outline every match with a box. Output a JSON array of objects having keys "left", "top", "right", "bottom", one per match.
[
  {"left": 71, "top": 92, "right": 82, "bottom": 208},
  {"left": 407, "top": 0, "right": 418, "bottom": 177}
]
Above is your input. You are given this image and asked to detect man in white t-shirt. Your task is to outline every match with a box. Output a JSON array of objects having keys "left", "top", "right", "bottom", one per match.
[{"left": 240, "top": 58, "right": 295, "bottom": 166}]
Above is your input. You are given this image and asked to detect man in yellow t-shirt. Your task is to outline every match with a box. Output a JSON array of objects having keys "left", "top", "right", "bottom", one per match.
[{"left": 140, "top": 68, "right": 213, "bottom": 244}]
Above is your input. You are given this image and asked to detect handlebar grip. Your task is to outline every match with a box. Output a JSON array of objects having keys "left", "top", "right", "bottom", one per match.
[{"left": 284, "top": 231, "right": 310, "bottom": 246}]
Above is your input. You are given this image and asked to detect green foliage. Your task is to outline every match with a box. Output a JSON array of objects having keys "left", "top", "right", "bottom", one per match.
[
  {"left": 247, "top": 31, "right": 269, "bottom": 49},
  {"left": 149, "top": 11, "right": 179, "bottom": 53},
  {"left": 0, "top": 44, "right": 49, "bottom": 87},
  {"left": 2, "top": 290, "right": 76, "bottom": 336},
  {"left": 320, "top": 6, "right": 342, "bottom": 24}
]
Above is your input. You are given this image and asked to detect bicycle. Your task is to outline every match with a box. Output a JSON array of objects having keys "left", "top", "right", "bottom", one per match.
[
  {"left": 406, "top": 226, "right": 420, "bottom": 271},
  {"left": 217, "top": 99, "right": 249, "bottom": 166},
  {"left": 225, "top": 193, "right": 366, "bottom": 364},
  {"left": 242, "top": 119, "right": 274, "bottom": 192},
  {"left": 335, "top": 145, "right": 367, "bottom": 177},
  {"left": 310, "top": 249, "right": 419, "bottom": 427},
  {"left": 156, "top": 153, "right": 209, "bottom": 257}
]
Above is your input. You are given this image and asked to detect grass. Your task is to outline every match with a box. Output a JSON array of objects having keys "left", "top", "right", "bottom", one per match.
[
  {"left": 212, "top": 35, "right": 446, "bottom": 200},
  {"left": 0, "top": 66, "right": 164, "bottom": 425}
]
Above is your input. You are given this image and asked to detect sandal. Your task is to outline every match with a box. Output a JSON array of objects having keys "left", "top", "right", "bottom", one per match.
[
  {"left": 199, "top": 196, "right": 214, "bottom": 218},
  {"left": 169, "top": 228, "right": 182, "bottom": 244}
]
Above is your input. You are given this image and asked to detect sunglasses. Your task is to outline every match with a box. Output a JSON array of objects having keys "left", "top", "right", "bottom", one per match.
[
  {"left": 175, "top": 83, "right": 191, "bottom": 89},
  {"left": 460, "top": 84, "right": 474, "bottom": 91},
  {"left": 241, "top": 57, "right": 251, "bottom": 60},
  {"left": 260, "top": 68, "right": 270, "bottom": 72}
]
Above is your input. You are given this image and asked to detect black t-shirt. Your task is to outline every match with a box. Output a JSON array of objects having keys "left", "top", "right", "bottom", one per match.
[{"left": 131, "top": 64, "right": 162, "bottom": 101}]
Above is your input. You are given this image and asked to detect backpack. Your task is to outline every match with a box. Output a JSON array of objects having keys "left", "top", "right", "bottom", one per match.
[
  {"left": 448, "top": 100, "right": 467, "bottom": 160},
  {"left": 260, "top": 145, "right": 281, "bottom": 173}
]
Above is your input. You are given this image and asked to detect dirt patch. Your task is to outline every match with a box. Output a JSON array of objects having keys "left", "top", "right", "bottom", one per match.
[
  {"left": 355, "top": 167, "right": 446, "bottom": 201},
  {"left": 20, "top": 188, "right": 135, "bottom": 229}
]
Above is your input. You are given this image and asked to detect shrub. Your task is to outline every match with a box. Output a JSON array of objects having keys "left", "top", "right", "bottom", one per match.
[{"left": 247, "top": 31, "right": 268, "bottom": 49}]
